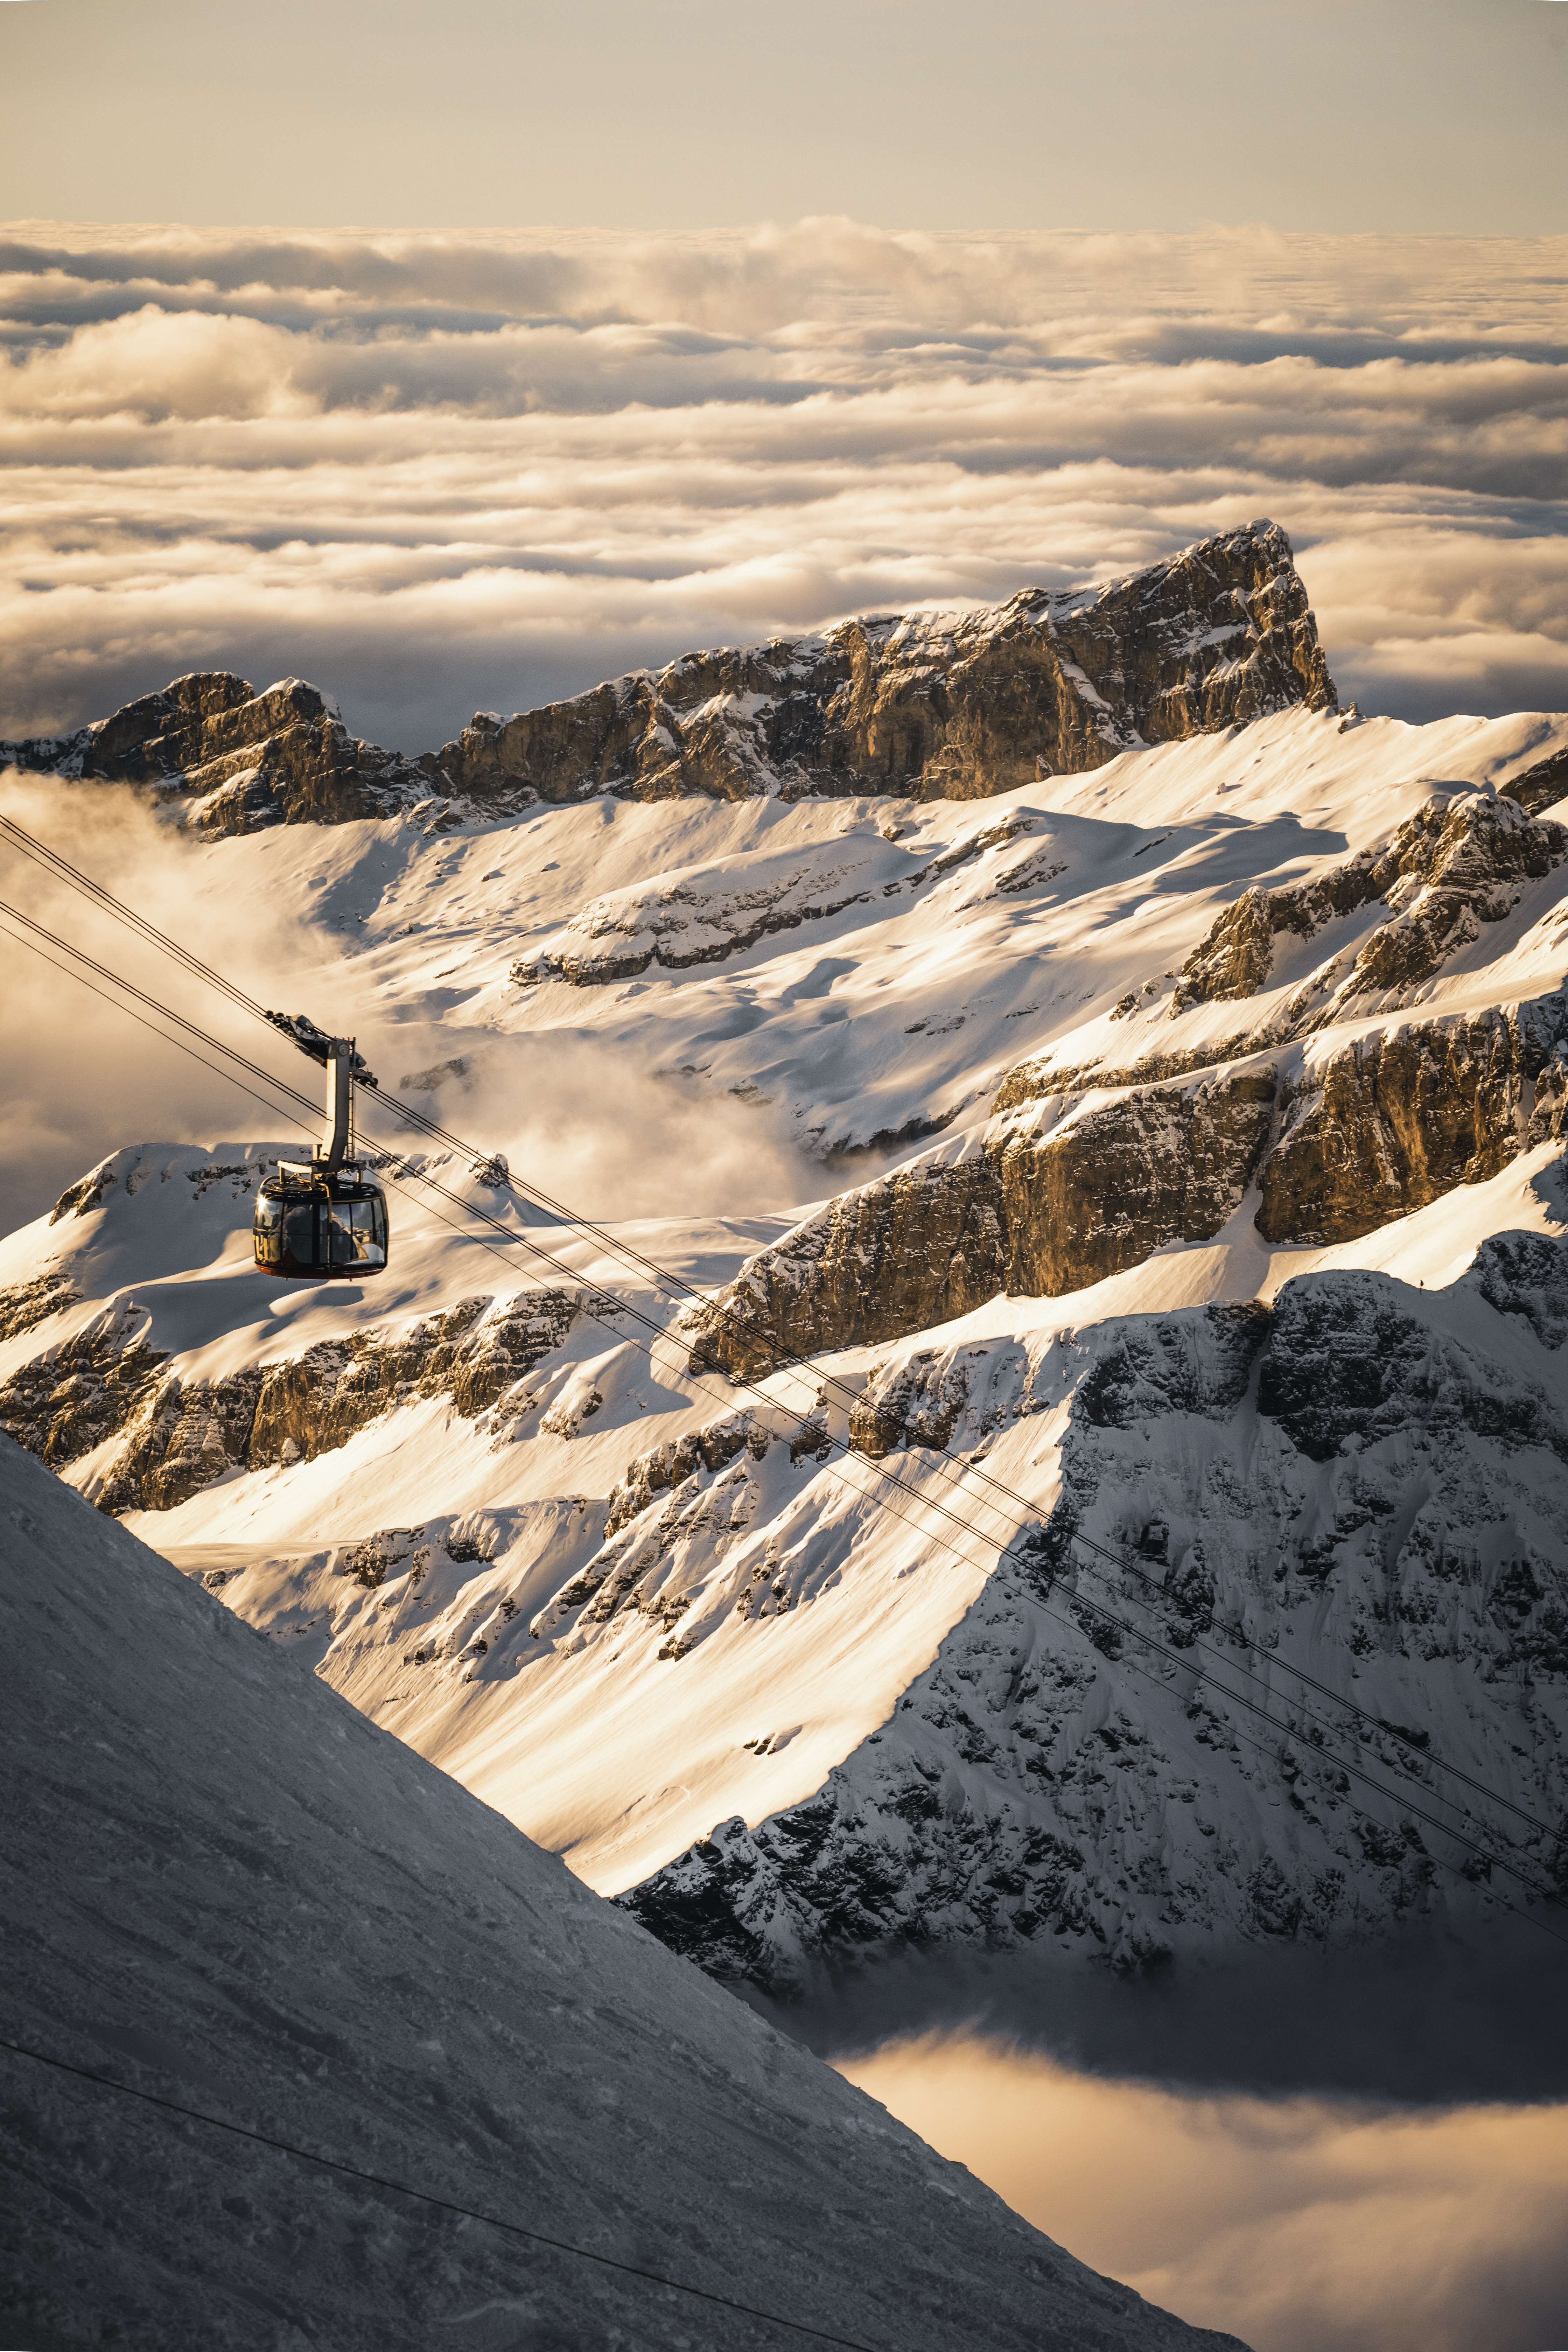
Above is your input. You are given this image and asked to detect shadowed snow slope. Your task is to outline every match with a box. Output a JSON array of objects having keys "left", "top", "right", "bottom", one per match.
[{"left": 0, "top": 1436, "right": 1242, "bottom": 2352}]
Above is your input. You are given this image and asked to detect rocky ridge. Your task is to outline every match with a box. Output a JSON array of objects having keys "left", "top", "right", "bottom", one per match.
[
  {"left": 439, "top": 520, "right": 1333, "bottom": 807},
  {"left": 0, "top": 1281, "right": 581, "bottom": 1511},
  {"left": 5, "top": 522, "right": 1334, "bottom": 839},
  {"left": 509, "top": 813, "right": 1046, "bottom": 990}
]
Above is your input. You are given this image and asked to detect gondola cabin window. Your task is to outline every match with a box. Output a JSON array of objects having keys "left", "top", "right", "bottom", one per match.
[{"left": 330, "top": 1196, "right": 386, "bottom": 1267}]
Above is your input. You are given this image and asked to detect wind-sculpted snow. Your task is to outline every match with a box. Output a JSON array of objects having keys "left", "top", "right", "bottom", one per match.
[
  {"left": 2, "top": 1439, "right": 1251, "bottom": 2352},
  {"left": 509, "top": 815, "right": 1046, "bottom": 988},
  {"left": 624, "top": 1275, "right": 1568, "bottom": 1989}
]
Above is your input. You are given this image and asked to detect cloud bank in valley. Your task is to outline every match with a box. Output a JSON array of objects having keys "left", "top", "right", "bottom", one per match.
[
  {"left": 838, "top": 2034, "right": 1568, "bottom": 2352},
  {"left": 2, "top": 220, "right": 1566, "bottom": 754}
]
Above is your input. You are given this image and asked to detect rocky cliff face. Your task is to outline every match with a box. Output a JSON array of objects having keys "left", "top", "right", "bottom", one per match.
[
  {"left": 1504, "top": 742, "right": 1568, "bottom": 818},
  {"left": 626, "top": 1268, "right": 1568, "bottom": 1989},
  {"left": 686, "top": 990, "right": 1568, "bottom": 1381},
  {"left": 5, "top": 525, "right": 1332, "bottom": 836},
  {"left": 0, "top": 1296, "right": 169, "bottom": 1470},
  {"left": 0, "top": 672, "right": 445, "bottom": 838},
  {"left": 0, "top": 1286, "right": 580, "bottom": 1511},
  {"left": 1257, "top": 997, "right": 1568, "bottom": 1245},
  {"left": 439, "top": 521, "right": 1334, "bottom": 808}
]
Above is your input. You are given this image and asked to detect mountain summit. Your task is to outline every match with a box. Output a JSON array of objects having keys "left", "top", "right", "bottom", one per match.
[{"left": 2, "top": 521, "right": 1333, "bottom": 836}]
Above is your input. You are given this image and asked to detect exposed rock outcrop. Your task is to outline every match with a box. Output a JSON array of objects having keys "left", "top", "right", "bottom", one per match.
[
  {"left": 624, "top": 1278, "right": 1568, "bottom": 1989},
  {"left": 0, "top": 1300, "right": 168, "bottom": 1468},
  {"left": 690, "top": 990, "right": 1568, "bottom": 1379},
  {"left": 1256, "top": 1269, "right": 1568, "bottom": 1463},
  {"left": 2, "top": 672, "right": 446, "bottom": 840},
  {"left": 999, "top": 1070, "right": 1279, "bottom": 1297},
  {"left": 1257, "top": 997, "right": 1568, "bottom": 1246},
  {"left": 3, "top": 1290, "right": 580, "bottom": 1513},
  {"left": 687, "top": 1155, "right": 1009, "bottom": 1381},
  {"left": 443, "top": 521, "right": 1335, "bottom": 808},
  {"left": 601, "top": 1409, "right": 772, "bottom": 1541},
  {"left": 49, "top": 1160, "right": 124, "bottom": 1223},
  {"left": 1463, "top": 1228, "right": 1568, "bottom": 1351},
  {"left": 687, "top": 1065, "right": 1279, "bottom": 1381},
  {"left": 1504, "top": 742, "right": 1568, "bottom": 818},
  {"left": 993, "top": 795, "right": 1568, "bottom": 1126},
  {"left": 1171, "top": 792, "right": 1566, "bottom": 1017},
  {"left": 0, "top": 1272, "right": 77, "bottom": 1345},
  {"left": 509, "top": 817, "right": 1043, "bottom": 990}
]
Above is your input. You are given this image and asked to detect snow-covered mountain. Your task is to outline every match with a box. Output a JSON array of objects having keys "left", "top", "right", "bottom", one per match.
[
  {"left": 3, "top": 1436, "right": 1245, "bottom": 2350},
  {"left": 5, "top": 519, "right": 1568, "bottom": 2005}
]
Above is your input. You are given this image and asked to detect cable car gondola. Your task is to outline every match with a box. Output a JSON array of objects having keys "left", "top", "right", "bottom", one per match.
[{"left": 252, "top": 1035, "right": 389, "bottom": 1281}]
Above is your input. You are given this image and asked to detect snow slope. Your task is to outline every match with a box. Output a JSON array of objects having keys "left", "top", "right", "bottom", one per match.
[
  {"left": 0, "top": 1435, "right": 1243, "bottom": 2351},
  {"left": 4, "top": 682, "right": 1568, "bottom": 1989}
]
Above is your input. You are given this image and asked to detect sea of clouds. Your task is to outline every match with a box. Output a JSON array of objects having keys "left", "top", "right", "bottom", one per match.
[
  {"left": 842, "top": 2032, "right": 1568, "bottom": 2352},
  {"left": 2, "top": 218, "right": 1566, "bottom": 752}
]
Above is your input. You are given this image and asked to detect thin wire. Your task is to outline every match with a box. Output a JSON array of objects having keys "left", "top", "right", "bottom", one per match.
[
  {"left": 1049, "top": 1562, "right": 1568, "bottom": 1924},
  {"left": 0, "top": 899, "right": 335, "bottom": 1130},
  {"left": 0, "top": 918, "right": 320, "bottom": 1142},
  {"left": 0, "top": 2036, "right": 888, "bottom": 2351},
  {"left": 1073, "top": 1533, "right": 1566, "bottom": 1848},
  {"left": 7, "top": 887, "right": 1566, "bottom": 1924},
  {"left": 0, "top": 812, "right": 267, "bottom": 1026}
]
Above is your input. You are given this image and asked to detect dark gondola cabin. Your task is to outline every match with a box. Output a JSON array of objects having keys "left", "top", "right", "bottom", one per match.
[
  {"left": 253, "top": 1169, "right": 388, "bottom": 1279},
  {"left": 251, "top": 1031, "right": 391, "bottom": 1281}
]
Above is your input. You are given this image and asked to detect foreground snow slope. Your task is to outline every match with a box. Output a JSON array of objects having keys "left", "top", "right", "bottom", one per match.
[{"left": 0, "top": 1437, "right": 1242, "bottom": 2352}]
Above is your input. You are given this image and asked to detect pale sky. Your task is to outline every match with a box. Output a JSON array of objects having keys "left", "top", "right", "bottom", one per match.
[{"left": 1, "top": 0, "right": 1566, "bottom": 233}]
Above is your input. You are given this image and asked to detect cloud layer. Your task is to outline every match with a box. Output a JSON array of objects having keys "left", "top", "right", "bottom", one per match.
[
  {"left": 2, "top": 221, "right": 1566, "bottom": 753},
  {"left": 839, "top": 2033, "right": 1568, "bottom": 2352}
]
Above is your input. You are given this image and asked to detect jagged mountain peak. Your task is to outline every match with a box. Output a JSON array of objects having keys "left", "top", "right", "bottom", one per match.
[
  {"left": 434, "top": 518, "right": 1336, "bottom": 810},
  {"left": 4, "top": 519, "right": 1334, "bottom": 838}
]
